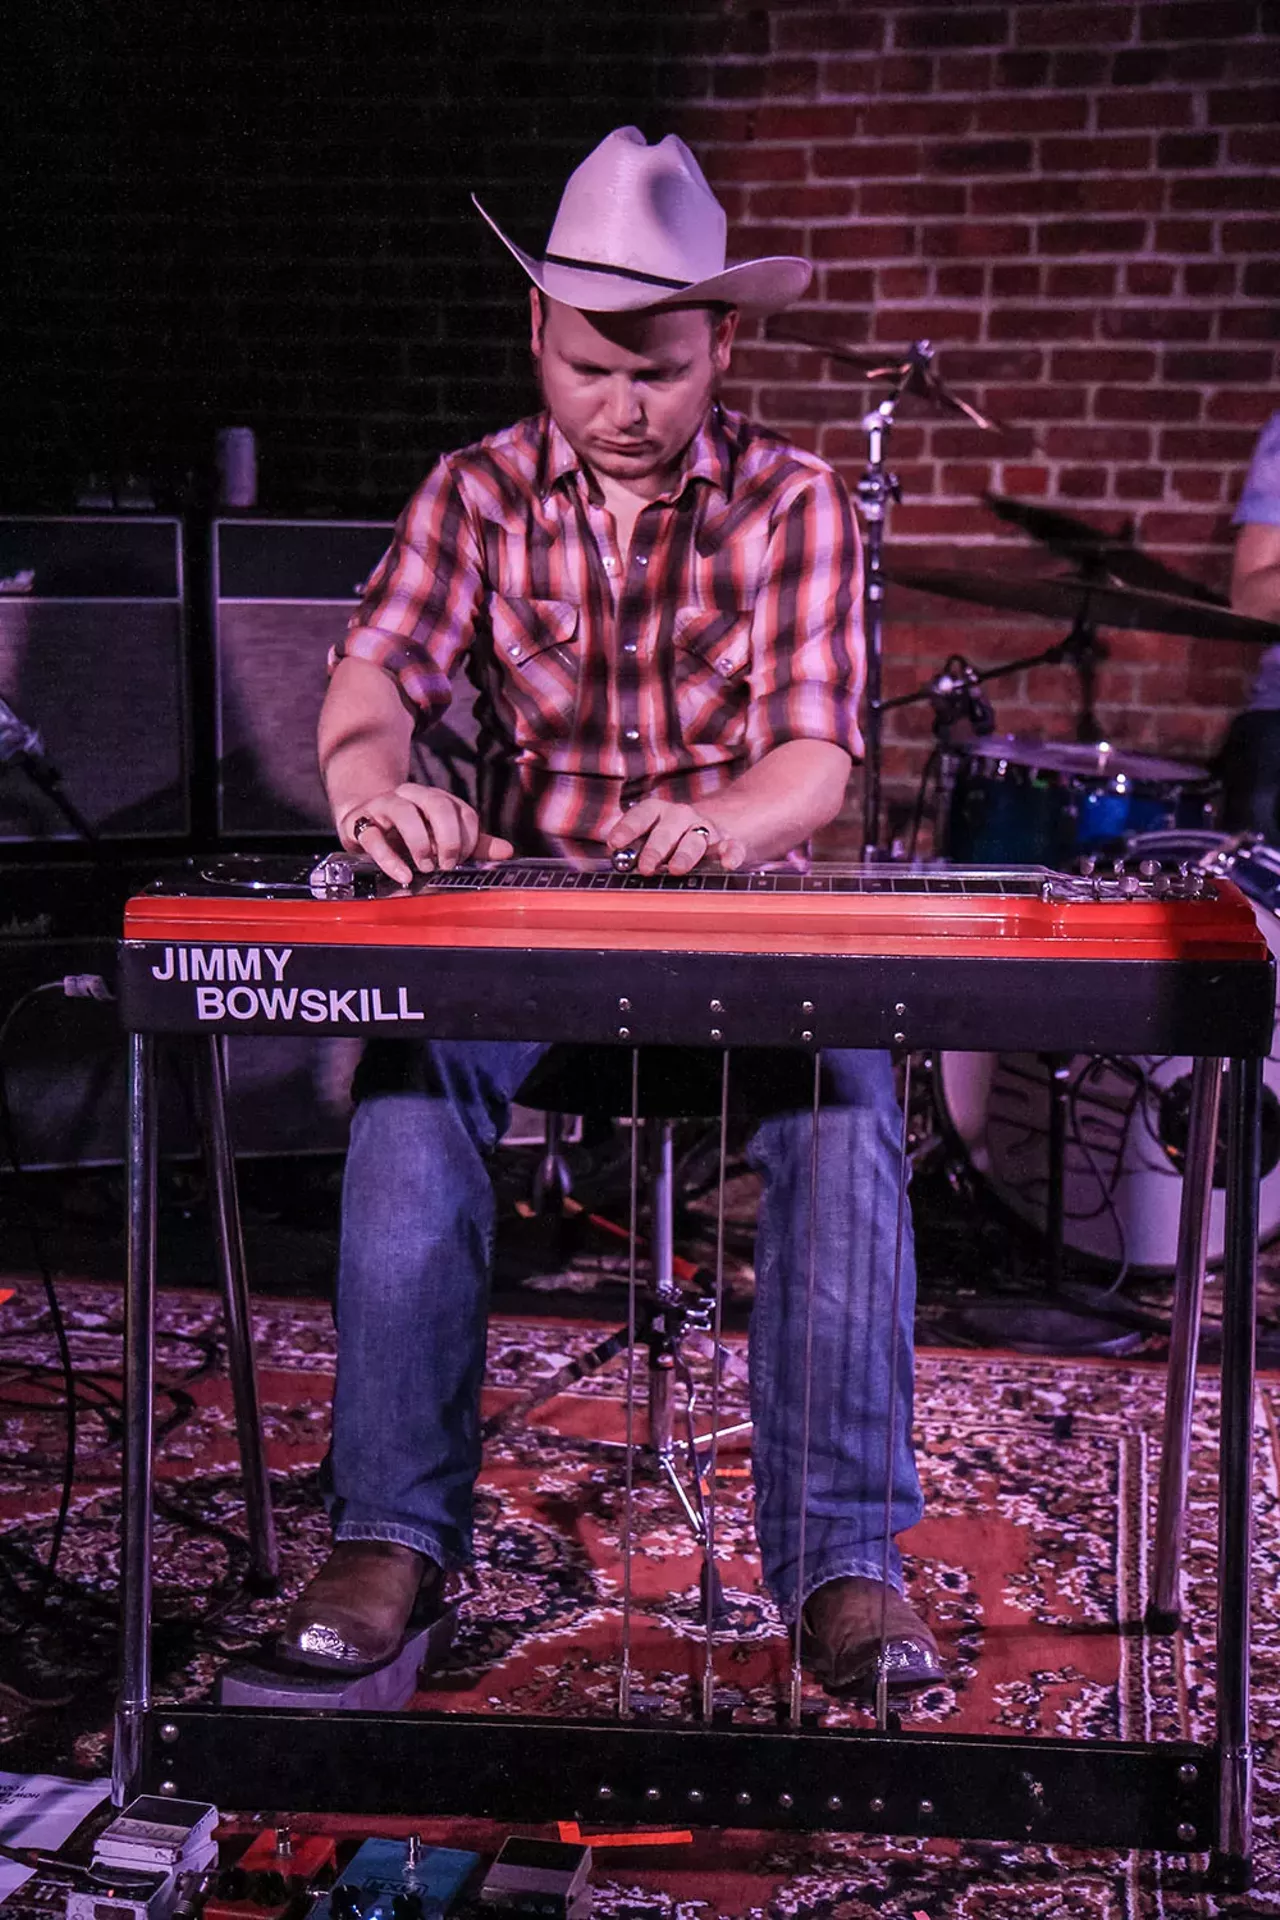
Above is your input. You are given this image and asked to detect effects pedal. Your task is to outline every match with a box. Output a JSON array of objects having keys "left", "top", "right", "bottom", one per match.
[
  {"left": 93, "top": 1798, "right": 220, "bottom": 1877},
  {"left": 206, "top": 1828, "right": 337, "bottom": 1920},
  {"left": 477, "top": 1838, "right": 591, "bottom": 1919},
  {"left": 69, "top": 1797, "right": 222, "bottom": 1920},
  {"left": 310, "top": 1836, "right": 479, "bottom": 1920}
]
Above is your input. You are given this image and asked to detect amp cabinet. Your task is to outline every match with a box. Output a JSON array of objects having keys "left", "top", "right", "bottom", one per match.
[
  {"left": 0, "top": 516, "right": 189, "bottom": 844},
  {"left": 212, "top": 518, "right": 478, "bottom": 839}
]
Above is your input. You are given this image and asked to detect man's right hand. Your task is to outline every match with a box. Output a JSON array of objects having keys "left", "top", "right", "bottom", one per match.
[{"left": 337, "top": 785, "right": 514, "bottom": 887}]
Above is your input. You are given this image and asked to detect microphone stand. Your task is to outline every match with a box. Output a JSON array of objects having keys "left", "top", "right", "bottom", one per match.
[
  {"left": 0, "top": 706, "right": 99, "bottom": 843},
  {"left": 9, "top": 754, "right": 99, "bottom": 843},
  {"left": 856, "top": 348, "right": 931, "bottom": 860}
]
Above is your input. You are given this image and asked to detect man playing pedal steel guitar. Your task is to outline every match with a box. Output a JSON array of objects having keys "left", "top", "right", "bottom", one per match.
[{"left": 282, "top": 127, "right": 942, "bottom": 1696}]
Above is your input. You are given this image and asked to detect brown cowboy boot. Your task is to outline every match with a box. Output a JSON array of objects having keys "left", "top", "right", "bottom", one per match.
[
  {"left": 802, "top": 1576, "right": 943, "bottom": 1696},
  {"left": 276, "top": 1542, "right": 443, "bottom": 1674}
]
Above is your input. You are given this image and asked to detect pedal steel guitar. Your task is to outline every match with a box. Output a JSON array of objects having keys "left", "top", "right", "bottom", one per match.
[
  {"left": 115, "top": 857, "right": 1272, "bottom": 1887},
  {"left": 120, "top": 854, "right": 1271, "bottom": 1055}
]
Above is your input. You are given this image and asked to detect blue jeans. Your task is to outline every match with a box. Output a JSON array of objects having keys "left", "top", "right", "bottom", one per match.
[{"left": 327, "top": 1042, "right": 922, "bottom": 1620}]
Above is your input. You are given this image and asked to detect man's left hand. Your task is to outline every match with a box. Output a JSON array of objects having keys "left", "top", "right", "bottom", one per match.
[{"left": 606, "top": 798, "right": 746, "bottom": 876}]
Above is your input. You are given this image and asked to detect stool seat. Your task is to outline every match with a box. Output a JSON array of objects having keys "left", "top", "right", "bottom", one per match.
[{"left": 517, "top": 1042, "right": 815, "bottom": 1120}]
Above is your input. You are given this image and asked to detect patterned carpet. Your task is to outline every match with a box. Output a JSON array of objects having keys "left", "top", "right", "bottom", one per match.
[{"left": 2, "top": 1273, "right": 1280, "bottom": 1917}]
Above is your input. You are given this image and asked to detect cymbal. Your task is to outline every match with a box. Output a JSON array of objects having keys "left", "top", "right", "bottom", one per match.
[
  {"left": 764, "top": 325, "right": 1002, "bottom": 431},
  {"left": 961, "top": 733, "right": 1207, "bottom": 785},
  {"left": 883, "top": 563, "right": 1280, "bottom": 646},
  {"left": 982, "top": 492, "right": 1227, "bottom": 605}
]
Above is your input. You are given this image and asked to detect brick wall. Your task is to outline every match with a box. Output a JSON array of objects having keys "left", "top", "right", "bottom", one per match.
[
  {"left": 8, "top": 0, "right": 1279, "bottom": 849},
  {"left": 689, "top": 1, "right": 1280, "bottom": 845}
]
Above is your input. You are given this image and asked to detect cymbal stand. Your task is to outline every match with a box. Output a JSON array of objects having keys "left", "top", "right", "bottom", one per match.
[{"left": 1056, "top": 606, "right": 1108, "bottom": 746}]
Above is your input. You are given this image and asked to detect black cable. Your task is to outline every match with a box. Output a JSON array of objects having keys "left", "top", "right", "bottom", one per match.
[
  {"left": 908, "top": 747, "right": 941, "bottom": 862},
  {"left": 0, "top": 983, "right": 80, "bottom": 1601}
]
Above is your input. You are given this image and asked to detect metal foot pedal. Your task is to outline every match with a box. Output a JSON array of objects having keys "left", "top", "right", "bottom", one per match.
[{"left": 215, "top": 1604, "right": 457, "bottom": 1709}]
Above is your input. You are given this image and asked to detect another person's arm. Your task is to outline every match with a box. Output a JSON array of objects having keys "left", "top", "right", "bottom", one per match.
[
  {"left": 1232, "top": 522, "right": 1280, "bottom": 624},
  {"left": 1230, "top": 413, "right": 1280, "bottom": 624}
]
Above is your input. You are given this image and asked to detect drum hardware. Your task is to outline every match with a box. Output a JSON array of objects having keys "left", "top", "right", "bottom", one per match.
[
  {"left": 765, "top": 327, "right": 1002, "bottom": 859},
  {"left": 938, "top": 834, "right": 1280, "bottom": 1283},
  {"left": 944, "top": 738, "right": 1220, "bottom": 870}
]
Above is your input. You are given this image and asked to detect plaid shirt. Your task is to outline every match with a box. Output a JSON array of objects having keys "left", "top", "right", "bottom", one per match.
[{"left": 336, "top": 405, "right": 864, "bottom": 857}]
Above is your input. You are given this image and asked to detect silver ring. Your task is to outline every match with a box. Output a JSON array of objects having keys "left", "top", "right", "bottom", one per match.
[
  {"left": 350, "top": 815, "right": 378, "bottom": 841},
  {"left": 686, "top": 824, "right": 713, "bottom": 839}
]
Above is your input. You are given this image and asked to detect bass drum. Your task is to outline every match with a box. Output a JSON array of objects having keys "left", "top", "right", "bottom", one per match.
[{"left": 936, "top": 832, "right": 1280, "bottom": 1273}]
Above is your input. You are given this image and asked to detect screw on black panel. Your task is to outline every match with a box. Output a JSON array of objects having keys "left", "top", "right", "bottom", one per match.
[
  {"left": 159, "top": 1722, "right": 179, "bottom": 1745},
  {"left": 869, "top": 1796, "right": 886, "bottom": 1817}
]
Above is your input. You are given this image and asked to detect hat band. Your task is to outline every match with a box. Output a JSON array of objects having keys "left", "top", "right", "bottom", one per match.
[{"left": 542, "top": 250, "right": 693, "bottom": 291}]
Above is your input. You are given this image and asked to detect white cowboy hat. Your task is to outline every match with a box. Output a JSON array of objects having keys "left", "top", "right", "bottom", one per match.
[{"left": 472, "top": 125, "right": 812, "bottom": 315}]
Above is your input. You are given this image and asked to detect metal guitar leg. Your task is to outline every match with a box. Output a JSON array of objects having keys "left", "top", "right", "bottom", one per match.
[
  {"left": 1213, "top": 1054, "right": 1262, "bottom": 1889},
  {"left": 194, "top": 1037, "right": 279, "bottom": 1589},
  {"left": 113, "top": 1033, "right": 159, "bottom": 1807},
  {"left": 1149, "top": 1055, "right": 1222, "bottom": 1629}
]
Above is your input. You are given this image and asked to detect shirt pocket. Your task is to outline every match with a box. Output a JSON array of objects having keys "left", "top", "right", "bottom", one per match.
[
  {"left": 487, "top": 595, "right": 581, "bottom": 748},
  {"left": 672, "top": 606, "right": 752, "bottom": 747}
]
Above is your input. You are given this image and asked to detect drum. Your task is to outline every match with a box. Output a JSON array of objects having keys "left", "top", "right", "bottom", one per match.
[
  {"left": 945, "top": 735, "right": 1219, "bottom": 866},
  {"left": 936, "top": 832, "right": 1280, "bottom": 1273}
]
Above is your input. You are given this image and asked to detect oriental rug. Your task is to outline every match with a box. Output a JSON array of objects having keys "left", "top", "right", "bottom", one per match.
[{"left": 1, "top": 1276, "right": 1278, "bottom": 1919}]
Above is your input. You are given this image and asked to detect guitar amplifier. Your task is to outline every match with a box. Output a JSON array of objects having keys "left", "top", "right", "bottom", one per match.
[
  {"left": 0, "top": 516, "right": 189, "bottom": 844},
  {"left": 212, "top": 518, "right": 478, "bottom": 839}
]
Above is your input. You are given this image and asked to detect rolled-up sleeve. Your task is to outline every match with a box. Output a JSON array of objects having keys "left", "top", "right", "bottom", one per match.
[
  {"left": 1233, "top": 412, "right": 1280, "bottom": 529},
  {"left": 330, "top": 458, "right": 483, "bottom": 726},
  {"left": 744, "top": 463, "right": 865, "bottom": 763}
]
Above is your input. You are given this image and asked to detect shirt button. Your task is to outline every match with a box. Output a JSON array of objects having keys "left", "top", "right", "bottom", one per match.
[
  {"left": 507, "top": 645, "right": 523, "bottom": 661},
  {"left": 625, "top": 728, "right": 640, "bottom": 742},
  {"left": 635, "top": 554, "right": 648, "bottom": 567},
  {"left": 623, "top": 641, "right": 638, "bottom": 654}
]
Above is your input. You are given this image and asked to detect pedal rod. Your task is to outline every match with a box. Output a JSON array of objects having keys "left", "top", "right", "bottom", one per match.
[
  {"left": 876, "top": 1052, "right": 915, "bottom": 1731},
  {"left": 789, "top": 1050, "right": 823, "bottom": 1725},
  {"left": 701, "top": 1049, "right": 731, "bottom": 1722},
  {"left": 618, "top": 1049, "right": 641, "bottom": 1720}
]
